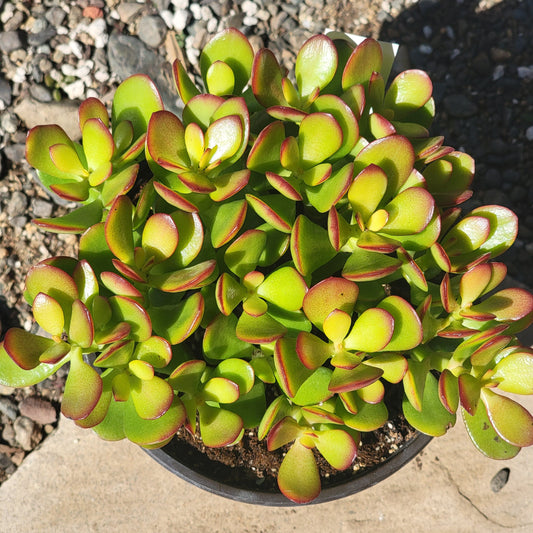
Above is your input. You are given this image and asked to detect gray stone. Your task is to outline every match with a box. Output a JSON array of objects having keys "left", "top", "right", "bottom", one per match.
[
  {"left": 45, "top": 6, "right": 67, "bottom": 27},
  {"left": 490, "top": 467, "right": 510, "bottom": 492},
  {"left": 107, "top": 32, "right": 179, "bottom": 112},
  {"left": 1, "top": 421, "right": 16, "bottom": 447},
  {"left": 443, "top": 94, "right": 478, "bottom": 118},
  {"left": 3, "top": 144, "right": 25, "bottom": 164},
  {"left": 19, "top": 397, "right": 57, "bottom": 425},
  {"left": 0, "top": 76, "right": 11, "bottom": 106},
  {"left": 7, "top": 192, "right": 28, "bottom": 218},
  {"left": 28, "top": 26, "right": 56, "bottom": 47},
  {"left": 137, "top": 15, "right": 167, "bottom": 48},
  {"left": 29, "top": 84, "right": 53, "bottom": 102},
  {"left": 0, "top": 397, "right": 18, "bottom": 420},
  {"left": 13, "top": 98, "right": 81, "bottom": 140},
  {"left": 0, "top": 31, "right": 25, "bottom": 53},
  {"left": 13, "top": 416, "right": 36, "bottom": 451},
  {"left": 116, "top": 2, "right": 144, "bottom": 24},
  {"left": 31, "top": 198, "right": 54, "bottom": 218}
]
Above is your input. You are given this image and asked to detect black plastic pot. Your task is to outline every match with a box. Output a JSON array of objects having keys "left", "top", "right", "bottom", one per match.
[{"left": 146, "top": 430, "right": 432, "bottom": 506}]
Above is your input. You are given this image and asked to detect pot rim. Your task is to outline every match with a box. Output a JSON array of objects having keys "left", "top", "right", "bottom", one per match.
[{"left": 146, "top": 431, "right": 433, "bottom": 506}]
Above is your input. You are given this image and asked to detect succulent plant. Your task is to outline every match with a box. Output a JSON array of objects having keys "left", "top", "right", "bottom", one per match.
[{"left": 1, "top": 28, "right": 533, "bottom": 504}]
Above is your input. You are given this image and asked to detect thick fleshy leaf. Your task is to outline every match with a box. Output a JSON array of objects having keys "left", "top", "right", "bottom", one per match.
[
  {"left": 49, "top": 143, "right": 86, "bottom": 176},
  {"left": 3, "top": 329, "right": 56, "bottom": 371},
  {"left": 298, "top": 113, "right": 343, "bottom": 168},
  {"left": 481, "top": 388, "right": 533, "bottom": 447},
  {"left": 153, "top": 181, "right": 197, "bottom": 212},
  {"left": 32, "top": 293, "right": 64, "bottom": 337},
  {"left": 277, "top": 440, "right": 321, "bottom": 504},
  {"left": 403, "top": 360, "right": 428, "bottom": 412},
  {"left": 322, "top": 309, "right": 351, "bottom": 345},
  {"left": 458, "top": 373, "right": 481, "bottom": 416},
  {"left": 224, "top": 229, "right": 266, "bottom": 278},
  {"left": 267, "top": 417, "right": 303, "bottom": 450},
  {"left": 133, "top": 336, "right": 172, "bottom": 369},
  {"left": 25, "top": 262, "right": 79, "bottom": 310},
  {"left": 291, "top": 215, "right": 336, "bottom": 276},
  {"left": 50, "top": 180, "right": 90, "bottom": 202},
  {"left": 149, "top": 260, "right": 217, "bottom": 293},
  {"left": 147, "top": 110, "right": 189, "bottom": 172},
  {"left": 356, "top": 379, "right": 385, "bottom": 404},
  {"left": 342, "top": 246, "right": 402, "bottom": 282},
  {"left": 215, "top": 273, "right": 246, "bottom": 315},
  {"left": 274, "top": 336, "right": 315, "bottom": 398},
  {"left": 470, "top": 335, "right": 512, "bottom": 367},
  {"left": 206, "top": 60, "right": 235, "bottom": 96},
  {"left": 381, "top": 187, "right": 435, "bottom": 236},
  {"left": 344, "top": 308, "right": 394, "bottom": 352},
  {"left": 172, "top": 59, "right": 200, "bottom": 104},
  {"left": 237, "top": 312, "right": 287, "bottom": 344},
  {"left": 204, "top": 115, "right": 243, "bottom": 165},
  {"left": 315, "top": 429, "right": 357, "bottom": 470},
  {"left": 39, "top": 341, "right": 71, "bottom": 364},
  {"left": 33, "top": 201, "right": 103, "bottom": 234},
  {"left": 378, "top": 296, "right": 423, "bottom": 351},
  {"left": 109, "top": 295, "right": 152, "bottom": 342},
  {"left": 295, "top": 35, "right": 337, "bottom": 99},
  {"left": 492, "top": 351, "right": 533, "bottom": 394},
  {"left": 62, "top": 349, "right": 103, "bottom": 420},
  {"left": 348, "top": 164, "right": 387, "bottom": 221},
  {"left": 354, "top": 135, "right": 415, "bottom": 197},
  {"left": 340, "top": 394, "right": 388, "bottom": 431},
  {"left": 79, "top": 97, "right": 109, "bottom": 130},
  {"left": 100, "top": 271, "right": 142, "bottom": 299},
  {"left": 203, "top": 313, "right": 253, "bottom": 360},
  {"left": 403, "top": 372, "right": 456, "bottom": 436},
  {"left": 200, "top": 28, "right": 253, "bottom": 94},
  {"left": 210, "top": 169, "right": 250, "bottom": 202},
  {"left": 257, "top": 267, "right": 307, "bottom": 312},
  {"left": 68, "top": 299, "right": 94, "bottom": 348},
  {"left": 365, "top": 353, "right": 408, "bottom": 383},
  {"left": 470, "top": 205, "right": 518, "bottom": 258},
  {"left": 105, "top": 196, "right": 134, "bottom": 264},
  {"left": 251, "top": 48, "right": 286, "bottom": 108},
  {"left": 306, "top": 161, "right": 353, "bottom": 213},
  {"left": 328, "top": 364, "right": 383, "bottom": 393},
  {"left": 207, "top": 198, "right": 247, "bottom": 249},
  {"left": 129, "top": 375, "right": 174, "bottom": 420},
  {"left": 123, "top": 395, "right": 186, "bottom": 446},
  {"left": 198, "top": 403, "right": 244, "bottom": 447},
  {"left": 292, "top": 368, "right": 334, "bottom": 406},
  {"left": 100, "top": 164, "right": 138, "bottom": 207},
  {"left": 302, "top": 277, "right": 358, "bottom": 330},
  {"left": 384, "top": 70, "right": 433, "bottom": 114},
  {"left": 438, "top": 369, "right": 459, "bottom": 414},
  {"left": 168, "top": 359, "right": 205, "bottom": 394},
  {"left": 142, "top": 213, "right": 179, "bottom": 263},
  {"left": 202, "top": 377, "right": 240, "bottom": 404},
  {"left": 94, "top": 340, "right": 134, "bottom": 368},
  {"left": 211, "top": 359, "right": 254, "bottom": 396},
  {"left": 82, "top": 118, "right": 114, "bottom": 170},
  {"left": 112, "top": 74, "right": 163, "bottom": 138},
  {"left": 246, "top": 194, "right": 294, "bottom": 234},
  {"left": 470, "top": 288, "right": 533, "bottom": 322},
  {"left": 342, "top": 38, "right": 383, "bottom": 90},
  {"left": 462, "top": 403, "right": 520, "bottom": 459},
  {"left": 296, "top": 332, "right": 331, "bottom": 369}
]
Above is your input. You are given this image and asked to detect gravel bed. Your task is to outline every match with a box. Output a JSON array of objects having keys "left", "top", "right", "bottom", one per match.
[{"left": 0, "top": 0, "right": 531, "bottom": 484}]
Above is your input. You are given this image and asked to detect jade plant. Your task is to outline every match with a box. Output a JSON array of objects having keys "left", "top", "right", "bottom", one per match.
[{"left": 1, "top": 28, "right": 533, "bottom": 504}]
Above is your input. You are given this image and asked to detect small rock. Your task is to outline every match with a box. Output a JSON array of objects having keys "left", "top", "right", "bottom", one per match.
[
  {"left": 172, "top": 9, "right": 189, "bottom": 31},
  {"left": 10, "top": 216, "right": 28, "bottom": 229},
  {"left": 29, "top": 84, "right": 53, "bottom": 102},
  {"left": 0, "top": 31, "right": 26, "bottom": 53},
  {"left": 62, "top": 79, "right": 86, "bottom": 100},
  {"left": 0, "top": 76, "right": 11, "bottom": 106},
  {"left": 19, "top": 397, "right": 57, "bottom": 425},
  {"left": 526, "top": 126, "right": 533, "bottom": 141},
  {"left": 83, "top": 6, "right": 104, "bottom": 19},
  {"left": 2, "top": 422, "right": 17, "bottom": 447},
  {"left": 31, "top": 198, "right": 53, "bottom": 218},
  {"left": 443, "top": 94, "right": 478, "bottom": 118},
  {"left": 28, "top": 26, "right": 56, "bottom": 47},
  {"left": 3, "top": 144, "right": 25, "bottom": 164},
  {"left": 117, "top": 2, "right": 145, "bottom": 23},
  {"left": 13, "top": 416, "right": 38, "bottom": 451},
  {"left": 490, "top": 467, "right": 510, "bottom": 492},
  {"left": 490, "top": 47, "right": 511, "bottom": 63},
  {"left": 45, "top": 6, "right": 67, "bottom": 27},
  {"left": 13, "top": 98, "right": 81, "bottom": 140},
  {"left": 0, "top": 453, "right": 16, "bottom": 476},
  {"left": 137, "top": 15, "right": 167, "bottom": 48},
  {"left": 0, "top": 397, "right": 18, "bottom": 420},
  {"left": 517, "top": 66, "right": 533, "bottom": 80}
]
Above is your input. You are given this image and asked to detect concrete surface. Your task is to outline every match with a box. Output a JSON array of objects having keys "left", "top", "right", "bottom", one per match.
[{"left": 1, "top": 395, "right": 532, "bottom": 533}]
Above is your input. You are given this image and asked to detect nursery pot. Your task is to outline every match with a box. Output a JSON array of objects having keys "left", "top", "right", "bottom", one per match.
[{"left": 146, "top": 429, "right": 432, "bottom": 506}]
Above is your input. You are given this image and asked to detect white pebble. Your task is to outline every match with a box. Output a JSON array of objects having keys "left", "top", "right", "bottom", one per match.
[
  {"left": 190, "top": 3, "right": 202, "bottom": 19},
  {"left": 243, "top": 15, "right": 258, "bottom": 26},
  {"left": 423, "top": 25, "right": 432, "bottom": 39},
  {"left": 172, "top": 9, "right": 189, "bottom": 31},
  {"left": 171, "top": 0, "right": 189, "bottom": 8},
  {"left": 12, "top": 66, "right": 27, "bottom": 84},
  {"left": 206, "top": 18, "right": 218, "bottom": 33},
  {"left": 493, "top": 64, "right": 505, "bottom": 80},
  {"left": 63, "top": 79, "right": 85, "bottom": 100},
  {"left": 94, "top": 69, "right": 110, "bottom": 83},
  {"left": 69, "top": 39, "right": 84, "bottom": 59},
  {"left": 419, "top": 44, "right": 433, "bottom": 55},
  {"left": 242, "top": 0, "right": 258, "bottom": 16},
  {"left": 517, "top": 66, "right": 533, "bottom": 80},
  {"left": 56, "top": 26, "right": 69, "bottom": 35},
  {"left": 526, "top": 126, "right": 533, "bottom": 141},
  {"left": 160, "top": 10, "right": 174, "bottom": 28}
]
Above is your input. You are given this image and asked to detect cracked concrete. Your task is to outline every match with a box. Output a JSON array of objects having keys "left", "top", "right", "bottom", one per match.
[{"left": 0, "top": 393, "right": 532, "bottom": 532}]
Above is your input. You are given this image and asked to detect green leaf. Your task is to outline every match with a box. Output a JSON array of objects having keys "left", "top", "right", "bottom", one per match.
[
  {"left": 79, "top": 97, "right": 109, "bottom": 129},
  {"left": 147, "top": 110, "right": 189, "bottom": 172},
  {"left": 291, "top": 215, "right": 336, "bottom": 276},
  {"left": 342, "top": 38, "right": 383, "bottom": 90},
  {"left": 200, "top": 28, "right": 254, "bottom": 94},
  {"left": 277, "top": 440, "right": 321, "bottom": 504},
  {"left": 172, "top": 59, "right": 200, "bottom": 104},
  {"left": 149, "top": 260, "right": 217, "bottom": 293},
  {"left": 198, "top": 403, "right": 244, "bottom": 447},
  {"left": 109, "top": 295, "right": 152, "bottom": 342},
  {"left": 257, "top": 267, "right": 307, "bottom": 312},
  {"left": 298, "top": 113, "right": 343, "bottom": 167},
  {"left": 344, "top": 308, "right": 394, "bottom": 352},
  {"left": 328, "top": 364, "right": 383, "bottom": 393},
  {"left": 32, "top": 293, "right": 64, "bottom": 337},
  {"left": 384, "top": 70, "right": 433, "bottom": 115},
  {"left": 3, "top": 329, "right": 57, "bottom": 371},
  {"left": 342, "top": 246, "right": 402, "bottom": 282},
  {"left": 82, "top": 118, "right": 114, "bottom": 170},
  {"left": 295, "top": 35, "right": 338, "bottom": 99},
  {"left": 168, "top": 360, "right": 206, "bottom": 394},
  {"left": 105, "top": 196, "right": 134, "bottom": 264},
  {"left": 292, "top": 367, "right": 334, "bottom": 406},
  {"left": 403, "top": 372, "right": 456, "bottom": 436},
  {"left": 481, "top": 388, "right": 533, "bottom": 447},
  {"left": 339, "top": 394, "right": 388, "bottom": 431},
  {"left": 462, "top": 402, "right": 520, "bottom": 459},
  {"left": 206, "top": 60, "right": 235, "bottom": 96},
  {"left": 492, "top": 351, "right": 533, "bottom": 395},
  {"left": 100, "top": 164, "right": 138, "bottom": 207},
  {"left": 210, "top": 199, "right": 248, "bottom": 249},
  {"left": 112, "top": 74, "right": 163, "bottom": 138},
  {"left": 246, "top": 194, "right": 294, "bottom": 234},
  {"left": 33, "top": 201, "right": 103, "bottom": 234},
  {"left": 251, "top": 49, "right": 286, "bottom": 108},
  {"left": 68, "top": 299, "right": 94, "bottom": 348},
  {"left": 378, "top": 296, "right": 423, "bottom": 351},
  {"left": 315, "top": 429, "right": 357, "bottom": 470},
  {"left": 129, "top": 375, "right": 174, "bottom": 420},
  {"left": 236, "top": 312, "right": 287, "bottom": 344}
]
